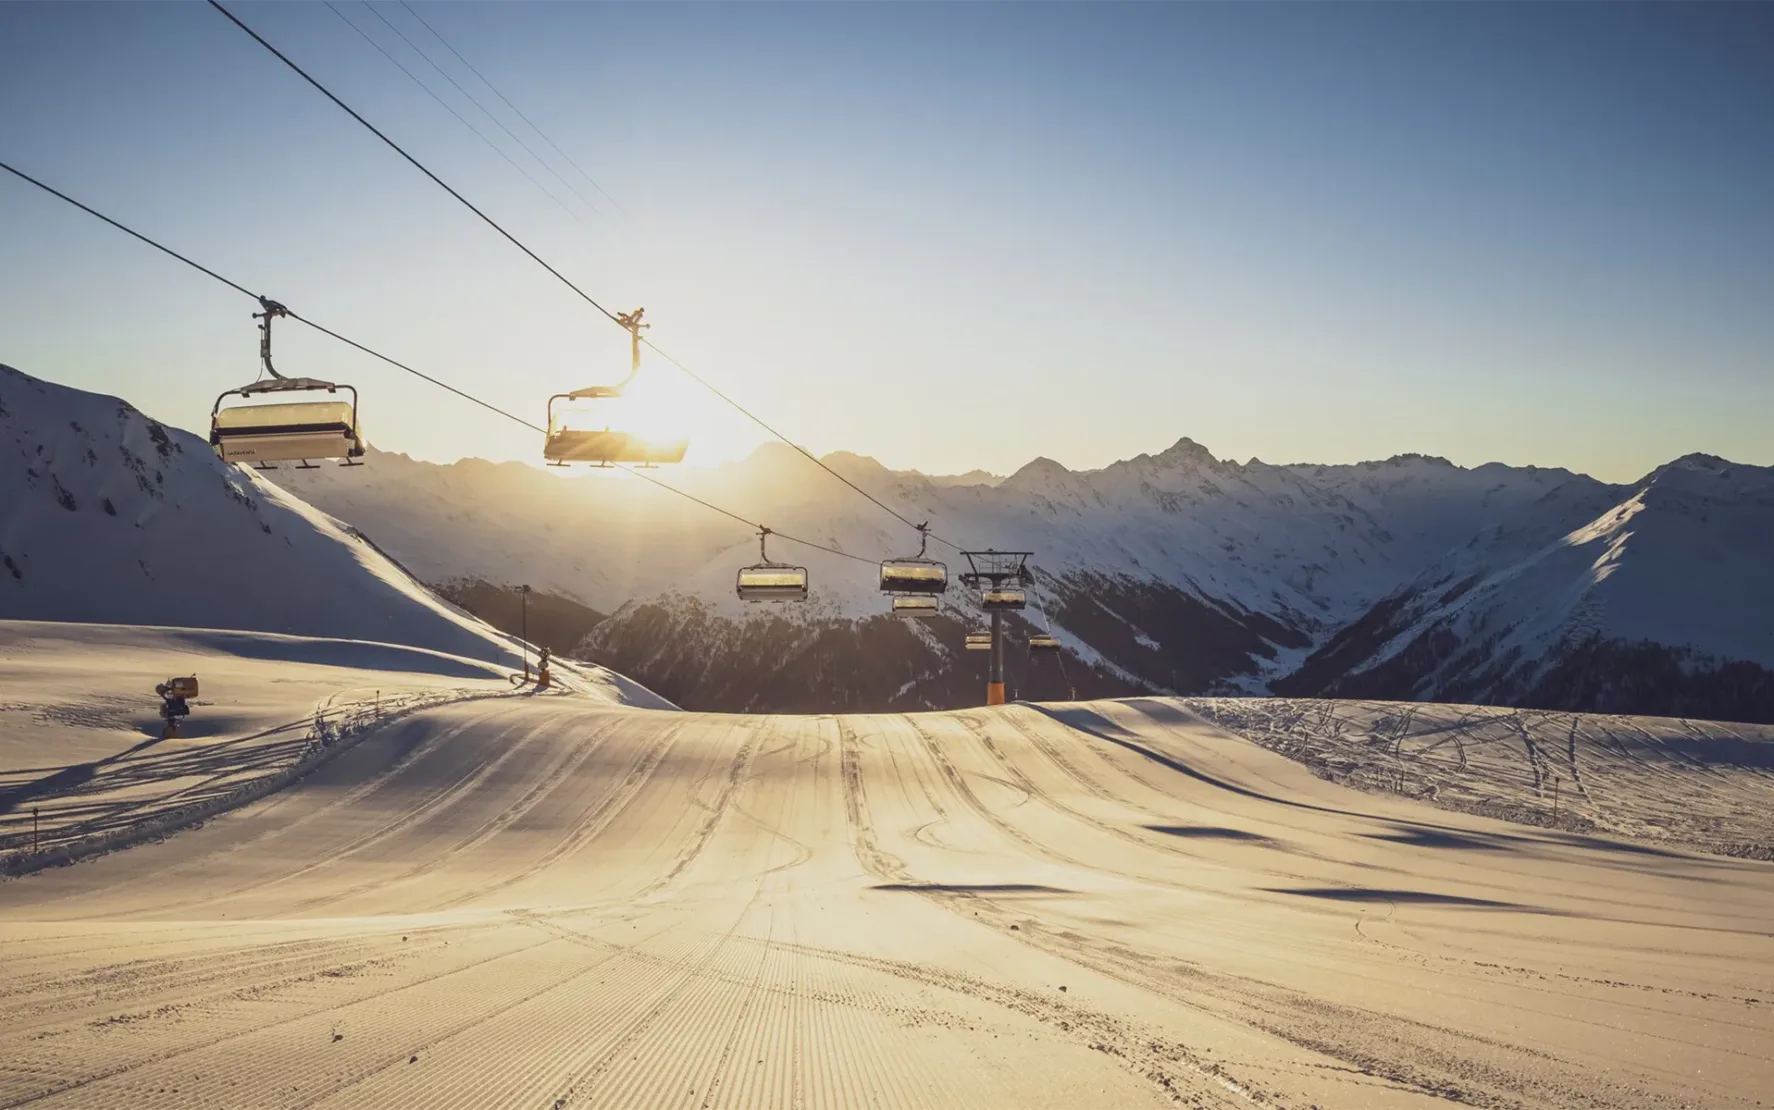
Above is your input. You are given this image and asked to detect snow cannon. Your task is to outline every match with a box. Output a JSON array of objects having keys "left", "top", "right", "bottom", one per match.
[
  {"left": 157, "top": 676, "right": 197, "bottom": 739},
  {"left": 157, "top": 676, "right": 199, "bottom": 700}
]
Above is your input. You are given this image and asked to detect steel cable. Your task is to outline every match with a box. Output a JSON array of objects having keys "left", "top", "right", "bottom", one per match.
[
  {"left": 0, "top": 157, "right": 873, "bottom": 567},
  {"left": 210, "top": 0, "right": 972, "bottom": 553}
]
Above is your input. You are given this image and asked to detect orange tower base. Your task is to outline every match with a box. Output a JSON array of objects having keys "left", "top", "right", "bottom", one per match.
[{"left": 986, "top": 681, "right": 1006, "bottom": 706}]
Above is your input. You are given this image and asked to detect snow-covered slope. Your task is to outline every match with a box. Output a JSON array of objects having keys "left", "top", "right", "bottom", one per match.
[
  {"left": 1284, "top": 454, "right": 1774, "bottom": 719},
  {"left": 2, "top": 365, "right": 539, "bottom": 671},
  {"left": 10, "top": 695, "right": 1773, "bottom": 1107}
]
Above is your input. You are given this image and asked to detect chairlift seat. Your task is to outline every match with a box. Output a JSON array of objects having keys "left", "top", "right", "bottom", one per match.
[
  {"left": 980, "top": 588, "right": 1027, "bottom": 611},
  {"left": 879, "top": 561, "right": 948, "bottom": 595},
  {"left": 892, "top": 596, "right": 939, "bottom": 616},
  {"left": 211, "top": 399, "right": 363, "bottom": 465},
  {"left": 736, "top": 565, "right": 809, "bottom": 602},
  {"left": 543, "top": 429, "right": 689, "bottom": 465},
  {"left": 1029, "top": 635, "right": 1061, "bottom": 653},
  {"left": 546, "top": 379, "right": 688, "bottom": 466}
]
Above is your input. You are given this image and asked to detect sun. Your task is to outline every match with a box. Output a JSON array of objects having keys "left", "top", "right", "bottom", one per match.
[{"left": 618, "top": 366, "right": 767, "bottom": 466}]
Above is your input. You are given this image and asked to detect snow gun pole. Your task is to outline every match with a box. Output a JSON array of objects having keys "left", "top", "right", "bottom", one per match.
[{"left": 987, "top": 610, "right": 1006, "bottom": 706}]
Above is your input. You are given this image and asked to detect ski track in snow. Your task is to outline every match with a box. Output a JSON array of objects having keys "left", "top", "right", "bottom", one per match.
[
  {"left": 4, "top": 682, "right": 1772, "bottom": 1108},
  {"left": 1187, "top": 697, "right": 1774, "bottom": 858}
]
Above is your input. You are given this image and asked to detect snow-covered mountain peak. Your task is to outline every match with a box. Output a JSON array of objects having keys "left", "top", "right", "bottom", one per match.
[
  {"left": 1377, "top": 452, "right": 1457, "bottom": 469},
  {"left": 919, "top": 468, "right": 1004, "bottom": 488},
  {"left": 999, "top": 455, "right": 1076, "bottom": 495},
  {"left": 725, "top": 441, "right": 828, "bottom": 491},
  {"left": 1638, "top": 453, "right": 1774, "bottom": 502},
  {"left": 819, "top": 450, "right": 894, "bottom": 483},
  {"left": 1653, "top": 451, "right": 1736, "bottom": 475},
  {"left": 1099, "top": 435, "right": 1226, "bottom": 480},
  {"left": 1150, "top": 435, "right": 1221, "bottom": 468}
]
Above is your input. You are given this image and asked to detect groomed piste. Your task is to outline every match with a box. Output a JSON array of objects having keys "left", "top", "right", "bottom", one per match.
[{"left": 3, "top": 661, "right": 1771, "bottom": 1108}]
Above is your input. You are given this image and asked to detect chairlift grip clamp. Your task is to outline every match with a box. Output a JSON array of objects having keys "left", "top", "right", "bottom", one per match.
[
  {"left": 254, "top": 296, "right": 291, "bottom": 381},
  {"left": 615, "top": 307, "right": 648, "bottom": 384}
]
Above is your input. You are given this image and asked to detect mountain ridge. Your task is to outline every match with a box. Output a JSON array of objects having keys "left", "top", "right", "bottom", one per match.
[{"left": 266, "top": 403, "right": 1773, "bottom": 719}]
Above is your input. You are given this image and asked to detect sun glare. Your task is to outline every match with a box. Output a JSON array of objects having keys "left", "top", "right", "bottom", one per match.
[{"left": 620, "top": 367, "right": 766, "bottom": 465}]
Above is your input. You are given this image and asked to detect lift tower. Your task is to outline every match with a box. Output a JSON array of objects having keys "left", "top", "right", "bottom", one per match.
[{"left": 960, "top": 551, "right": 1034, "bottom": 706}]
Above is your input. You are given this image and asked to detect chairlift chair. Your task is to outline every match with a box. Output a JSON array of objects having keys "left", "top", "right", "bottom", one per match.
[
  {"left": 1028, "top": 634, "right": 1061, "bottom": 653},
  {"left": 542, "top": 308, "right": 689, "bottom": 467},
  {"left": 879, "top": 523, "right": 948, "bottom": 595},
  {"left": 892, "top": 596, "right": 939, "bottom": 617},
  {"left": 880, "top": 561, "right": 947, "bottom": 594},
  {"left": 735, "top": 527, "right": 809, "bottom": 602},
  {"left": 210, "top": 299, "right": 365, "bottom": 469},
  {"left": 544, "top": 388, "right": 689, "bottom": 466},
  {"left": 980, "top": 588, "right": 1027, "bottom": 611},
  {"left": 965, "top": 631, "right": 993, "bottom": 651}
]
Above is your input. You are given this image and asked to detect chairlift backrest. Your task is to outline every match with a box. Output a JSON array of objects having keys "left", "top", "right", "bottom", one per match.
[
  {"left": 892, "top": 596, "right": 939, "bottom": 616},
  {"left": 211, "top": 386, "right": 364, "bottom": 466},
  {"left": 1028, "top": 635, "right": 1061, "bottom": 652}
]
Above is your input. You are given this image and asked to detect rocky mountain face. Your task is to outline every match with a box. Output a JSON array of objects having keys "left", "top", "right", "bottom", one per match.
[{"left": 254, "top": 397, "right": 1774, "bottom": 722}]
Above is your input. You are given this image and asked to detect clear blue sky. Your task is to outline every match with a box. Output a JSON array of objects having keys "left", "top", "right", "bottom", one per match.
[{"left": 2, "top": 2, "right": 1769, "bottom": 481}]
